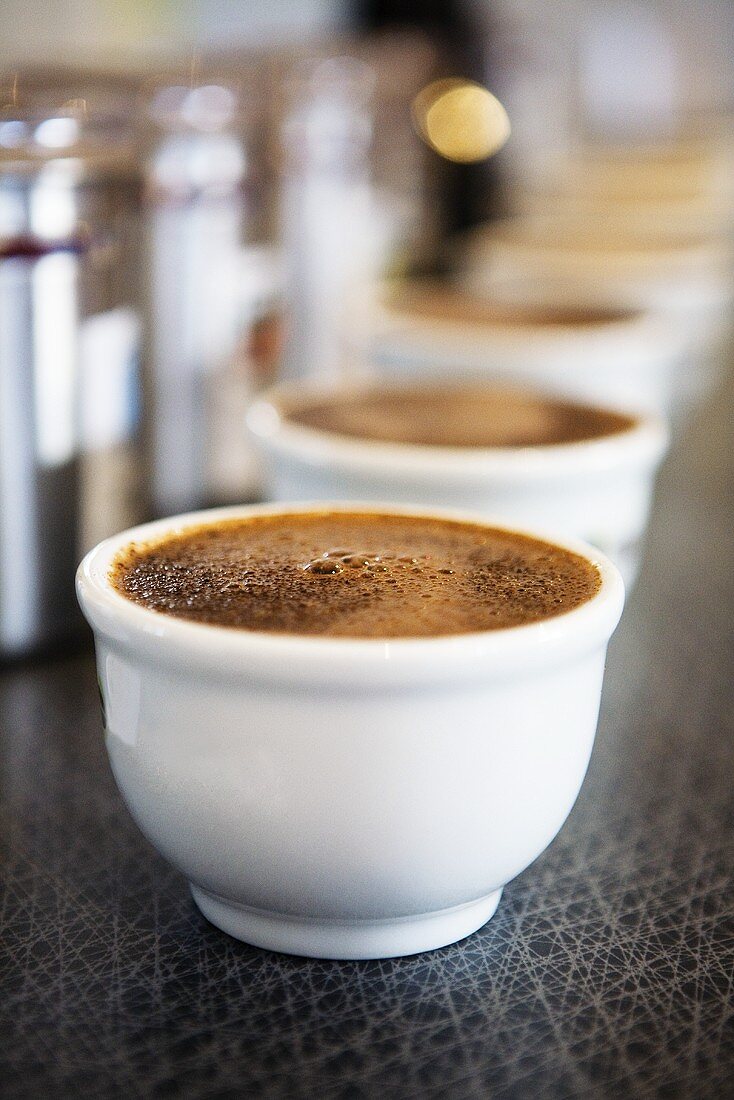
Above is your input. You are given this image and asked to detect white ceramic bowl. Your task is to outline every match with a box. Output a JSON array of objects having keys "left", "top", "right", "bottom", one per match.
[
  {"left": 77, "top": 502, "right": 624, "bottom": 960},
  {"left": 363, "top": 283, "right": 689, "bottom": 416},
  {"left": 247, "top": 384, "right": 669, "bottom": 585}
]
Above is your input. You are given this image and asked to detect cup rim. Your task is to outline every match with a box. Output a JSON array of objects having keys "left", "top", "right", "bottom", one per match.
[
  {"left": 246, "top": 381, "right": 669, "bottom": 482},
  {"left": 77, "top": 501, "right": 625, "bottom": 687}
]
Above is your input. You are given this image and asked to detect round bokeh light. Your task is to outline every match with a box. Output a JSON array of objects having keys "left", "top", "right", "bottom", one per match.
[{"left": 412, "top": 79, "right": 510, "bottom": 163}]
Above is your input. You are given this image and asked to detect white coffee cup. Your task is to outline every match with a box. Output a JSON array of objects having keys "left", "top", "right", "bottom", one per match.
[
  {"left": 76, "top": 501, "right": 624, "bottom": 960},
  {"left": 362, "top": 280, "right": 688, "bottom": 416},
  {"left": 247, "top": 382, "right": 668, "bottom": 585}
]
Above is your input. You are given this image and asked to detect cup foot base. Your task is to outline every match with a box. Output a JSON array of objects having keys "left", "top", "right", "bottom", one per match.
[{"left": 190, "top": 885, "right": 504, "bottom": 960}]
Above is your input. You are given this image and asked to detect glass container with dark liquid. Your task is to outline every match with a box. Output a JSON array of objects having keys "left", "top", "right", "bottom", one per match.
[{"left": 0, "top": 92, "right": 143, "bottom": 657}]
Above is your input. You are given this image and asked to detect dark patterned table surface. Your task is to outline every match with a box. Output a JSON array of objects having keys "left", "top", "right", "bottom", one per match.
[{"left": 2, "top": 379, "right": 733, "bottom": 1100}]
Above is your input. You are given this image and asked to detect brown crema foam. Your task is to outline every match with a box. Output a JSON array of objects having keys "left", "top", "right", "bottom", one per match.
[
  {"left": 280, "top": 385, "right": 636, "bottom": 449},
  {"left": 110, "top": 512, "right": 601, "bottom": 639},
  {"left": 386, "top": 284, "right": 634, "bottom": 328}
]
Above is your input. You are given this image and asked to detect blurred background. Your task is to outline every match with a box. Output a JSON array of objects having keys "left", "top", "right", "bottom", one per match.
[{"left": 1, "top": 0, "right": 733, "bottom": 657}]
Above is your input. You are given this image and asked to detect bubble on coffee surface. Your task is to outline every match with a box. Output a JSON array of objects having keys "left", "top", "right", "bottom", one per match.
[
  {"left": 303, "top": 555, "right": 344, "bottom": 575},
  {"left": 303, "top": 548, "right": 436, "bottom": 587},
  {"left": 110, "top": 512, "right": 601, "bottom": 638}
]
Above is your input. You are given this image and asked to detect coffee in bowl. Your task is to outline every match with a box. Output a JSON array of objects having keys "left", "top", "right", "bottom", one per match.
[
  {"left": 280, "top": 384, "right": 635, "bottom": 449},
  {"left": 382, "top": 283, "right": 634, "bottom": 330},
  {"left": 111, "top": 511, "right": 601, "bottom": 638}
]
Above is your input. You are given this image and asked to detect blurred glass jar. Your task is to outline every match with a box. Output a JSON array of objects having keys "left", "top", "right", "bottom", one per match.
[
  {"left": 0, "top": 90, "right": 143, "bottom": 658},
  {"left": 143, "top": 77, "right": 251, "bottom": 516},
  {"left": 278, "top": 56, "right": 377, "bottom": 383}
]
